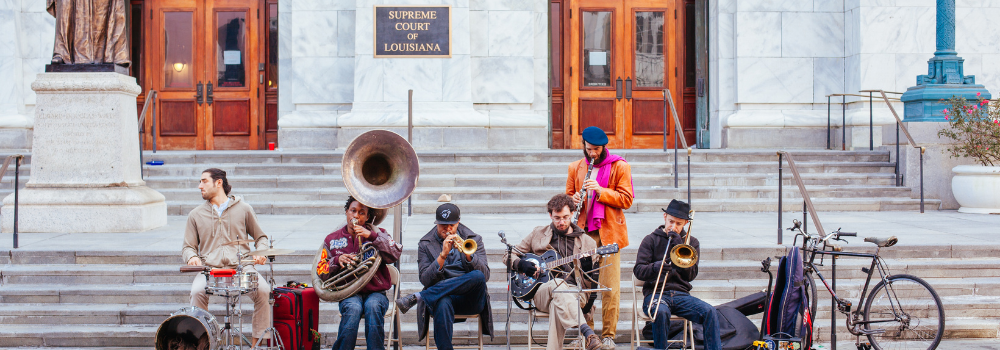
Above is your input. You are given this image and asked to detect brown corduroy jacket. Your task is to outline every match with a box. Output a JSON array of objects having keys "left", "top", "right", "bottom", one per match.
[{"left": 181, "top": 195, "right": 268, "bottom": 268}]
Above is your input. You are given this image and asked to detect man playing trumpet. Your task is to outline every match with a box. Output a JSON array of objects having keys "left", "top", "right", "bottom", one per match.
[
  {"left": 633, "top": 199, "right": 720, "bottom": 350},
  {"left": 317, "top": 196, "right": 402, "bottom": 350},
  {"left": 396, "top": 203, "right": 494, "bottom": 350}
]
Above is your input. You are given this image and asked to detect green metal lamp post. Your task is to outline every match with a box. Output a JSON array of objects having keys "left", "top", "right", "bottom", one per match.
[{"left": 901, "top": 0, "right": 990, "bottom": 122}]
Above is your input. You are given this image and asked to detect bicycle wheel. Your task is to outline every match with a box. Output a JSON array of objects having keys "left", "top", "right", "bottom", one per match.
[
  {"left": 863, "top": 274, "right": 944, "bottom": 350},
  {"left": 804, "top": 272, "right": 818, "bottom": 321}
]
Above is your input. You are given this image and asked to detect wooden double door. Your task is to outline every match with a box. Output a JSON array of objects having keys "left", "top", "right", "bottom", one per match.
[
  {"left": 564, "top": 0, "right": 681, "bottom": 149},
  {"left": 145, "top": 0, "right": 263, "bottom": 150}
]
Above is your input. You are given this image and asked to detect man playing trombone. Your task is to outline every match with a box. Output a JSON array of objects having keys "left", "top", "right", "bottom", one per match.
[
  {"left": 395, "top": 203, "right": 494, "bottom": 350},
  {"left": 633, "top": 199, "right": 720, "bottom": 350}
]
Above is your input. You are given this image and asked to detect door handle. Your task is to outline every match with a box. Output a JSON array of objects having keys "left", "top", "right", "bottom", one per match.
[
  {"left": 625, "top": 77, "right": 633, "bottom": 101},
  {"left": 615, "top": 77, "right": 623, "bottom": 101},
  {"left": 196, "top": 81, "right": 203, "bottom": 105},
  {"left": 206, "top": 81, "right": 214, "bottom": 106}
]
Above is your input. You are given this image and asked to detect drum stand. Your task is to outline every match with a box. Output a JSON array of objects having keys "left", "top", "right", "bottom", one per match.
[
  {"left": 208, "top": 266, "right": 251, "bottom": 350},
  {"left": 254, "top": 238, "right": 284, "bottom": 350}
]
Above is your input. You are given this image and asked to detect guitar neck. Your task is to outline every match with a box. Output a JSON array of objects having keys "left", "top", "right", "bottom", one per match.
[{"left": 548, "top": 248, "right": 600, "bottom": 269}]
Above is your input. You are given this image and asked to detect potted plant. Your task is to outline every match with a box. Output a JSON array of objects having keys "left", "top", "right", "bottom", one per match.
[{"left": 939, "top": 94, "right": 1000, "bottom": 214}]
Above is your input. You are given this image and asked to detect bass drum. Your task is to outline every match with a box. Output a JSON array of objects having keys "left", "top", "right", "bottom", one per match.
[{"left": 155, "top": 306, "right": 220, "bottom": 350}]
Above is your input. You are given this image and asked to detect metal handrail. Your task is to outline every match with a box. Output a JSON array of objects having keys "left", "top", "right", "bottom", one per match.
[
  {"left": 1, "top": 154, "right": 24, "bottom": 248},
  {"left": 871, "top": 89, "right": 926, "bottom": 213},
  {"left": 776, "top": 151, "right": 825, "bottom": 245},
  {"left": 825, "top": 92, "right": 901, "bottom": 150},
  {"left": 663, "top": 89, "right": 692, "bottom": 204},
  {"left": 138, "top": 91, "right": 158, "bottom": 178}
]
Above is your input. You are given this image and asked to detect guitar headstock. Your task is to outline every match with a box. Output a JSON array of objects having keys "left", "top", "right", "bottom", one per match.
[{"left": 596, "top": 243, "right": 619, "bottom": 255}]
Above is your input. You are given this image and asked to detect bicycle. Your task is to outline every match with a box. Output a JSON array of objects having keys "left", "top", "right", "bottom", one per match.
[{"left": 787, "top": 219, "right": 945, "bottom": 350}]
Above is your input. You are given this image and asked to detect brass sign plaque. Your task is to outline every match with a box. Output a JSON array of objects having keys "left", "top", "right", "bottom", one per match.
[{"left": 374, "top": 6, "right": 451, "bottom": 58}]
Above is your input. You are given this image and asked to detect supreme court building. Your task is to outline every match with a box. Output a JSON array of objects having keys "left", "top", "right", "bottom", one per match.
[{"left": 3, "top": 0, "right": 1000, "bottom": 151}]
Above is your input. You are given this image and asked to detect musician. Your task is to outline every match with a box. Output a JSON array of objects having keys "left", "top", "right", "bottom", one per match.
[
  {"left": 317, "top": 196, "right": 402, "bottom": 350},
  {"left": 633, "top": 199, "right": 720, "bottom": 350},
  {"left": 566, "top": 126, "right": 634, "bottom": 349},
  {"left": 182, "top": 168, "right": 272, "bottom": 345},
  {"left": 395, "top": 203, "right": 494, "bottom": 350},
  {"left": 503, "top": 194, "right": 603, "bottom": 350}
]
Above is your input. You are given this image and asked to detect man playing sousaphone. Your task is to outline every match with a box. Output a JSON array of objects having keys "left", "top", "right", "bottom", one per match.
[{"left": 315, "top": 196, "right": 402, "bottom": 350}]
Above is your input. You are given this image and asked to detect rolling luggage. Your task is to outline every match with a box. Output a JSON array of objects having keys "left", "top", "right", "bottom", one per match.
[{"left": 272, "top": 286, "right": 320, "bottom": 350}]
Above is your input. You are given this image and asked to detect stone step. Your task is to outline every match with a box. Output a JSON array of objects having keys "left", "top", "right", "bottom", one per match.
[
  {"left": 1, "top": 293, "right": 994, "bottom": 326},
  {"left": 139, "top": 161, "right": 897, "bottom": 177},
  {"left": 151, "top": 184, "right": 914, "bottom": 204},
  {"left": 4, "top": 258, "right": 997, "bottom": 285},
  {"left": 137, "top": 150, "right": 889, "bottom": 165},
  {"left": 0, "top": 314, "right": 993, "bottom": 348},
  {"left": 159, "top": 197, "right": 938, "bottom": 215}
]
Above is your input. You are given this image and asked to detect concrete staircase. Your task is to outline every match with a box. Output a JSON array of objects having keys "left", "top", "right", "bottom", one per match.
[
  {"left": 0, "top": 149, "right": 938, "bottom": 214},
  {"left": 1, "top": 244, "right": 997, "bottom": 347}
]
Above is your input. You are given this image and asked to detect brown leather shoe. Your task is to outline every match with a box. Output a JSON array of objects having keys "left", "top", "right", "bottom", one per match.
[{"left": 585, "top": 334, "right": 602, "bottom": 350}]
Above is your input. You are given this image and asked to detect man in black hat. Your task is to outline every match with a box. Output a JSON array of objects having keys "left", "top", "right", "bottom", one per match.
[
  {"left": 395, "top": 203, "right": 493, "bottom": 350},
  {"left": 633, "top": 199, "right": 720, "bottom": 350}
]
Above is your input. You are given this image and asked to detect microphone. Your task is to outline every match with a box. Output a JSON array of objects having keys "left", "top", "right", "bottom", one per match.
[{"left": 498, "top": 230, "right": 507, "bottom": 244}]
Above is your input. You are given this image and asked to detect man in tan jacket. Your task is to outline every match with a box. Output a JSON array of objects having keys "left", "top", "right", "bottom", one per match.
[
  {"left": 182, "top": 168, "right": 271, "bottom": 345},
  {"left": 566, "top": 126, "right": 634, "bottom": 349},
  {"left": 503, "top": 194, "right": 602, "bottom": 350}
]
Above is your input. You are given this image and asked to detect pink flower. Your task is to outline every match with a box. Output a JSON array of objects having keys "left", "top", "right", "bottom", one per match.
[
  {"left": 943, "top": 109, "right": 949, "bottom": 114},
  {"left": 945, "top": 116, "right": 950, "bottom": 120},
  {"left": 977, "top": 92, "right": 982, "bottom": 97}
]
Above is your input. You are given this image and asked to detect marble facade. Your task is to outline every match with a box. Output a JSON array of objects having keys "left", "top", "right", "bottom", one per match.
[
  {"left": 0, "top": 0, "right": 999, "bottom": 151},
  {"left": 714, "top": 0, "right": 1000, "bottom": 149}
]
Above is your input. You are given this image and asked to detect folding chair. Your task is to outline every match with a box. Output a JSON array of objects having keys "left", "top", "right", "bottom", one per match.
[
  {"left": 631, "top": 274, "right": 694, "bottom": 350},
  {"left": 383, "top": 265, "right": 401, "bottom": 349},
  {"left": 527, "top": 309, "right": 584, "bottom": 350},
  {"left": 424, "top": 312, "right": 484, "bottom": 350}
]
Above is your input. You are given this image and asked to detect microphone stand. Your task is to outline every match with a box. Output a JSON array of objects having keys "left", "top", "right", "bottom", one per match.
[{"left": 498, "top": 230, "right": 516, "bottom": 350}]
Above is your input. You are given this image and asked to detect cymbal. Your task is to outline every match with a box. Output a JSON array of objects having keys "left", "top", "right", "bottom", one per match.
[
  {"left": 248, "top": 248, "right": 295, "bottom": 257},
  {"left": 223, "top": 239, "right": 256, "bottom": 246}
]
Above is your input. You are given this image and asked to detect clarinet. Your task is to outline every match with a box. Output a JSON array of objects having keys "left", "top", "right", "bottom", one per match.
[{"left": 571, "top": 159, "right": 595, "bottom": 226}]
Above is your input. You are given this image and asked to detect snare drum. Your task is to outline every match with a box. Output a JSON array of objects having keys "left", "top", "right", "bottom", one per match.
[{"left": 237, "top": 270, "right": 258, "bottom": 292}]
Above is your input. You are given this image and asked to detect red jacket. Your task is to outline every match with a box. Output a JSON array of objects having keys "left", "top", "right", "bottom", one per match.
[{"left": 317, "top": 224, "right": 402, "bottom": 294}]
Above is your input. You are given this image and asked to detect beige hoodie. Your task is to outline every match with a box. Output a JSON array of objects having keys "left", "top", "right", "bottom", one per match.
[{"left": 181, "top": 195, "right": 268, "bottom": 268}]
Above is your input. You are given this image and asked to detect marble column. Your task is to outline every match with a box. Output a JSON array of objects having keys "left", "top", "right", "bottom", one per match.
[
  {"left": 1, "top": 72, "right": 167, "bottom": 233},
  {"left": 901, "top": 0, "right": 990, "bottom": 122}
]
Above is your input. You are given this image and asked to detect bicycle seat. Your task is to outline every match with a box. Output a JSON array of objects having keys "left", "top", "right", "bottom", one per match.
[{"left": 864, "top": 236, "right": 898, "bottom": 247}]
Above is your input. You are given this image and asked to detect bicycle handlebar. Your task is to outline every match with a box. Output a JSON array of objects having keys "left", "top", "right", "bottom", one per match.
[{"left": 837, "top": 231, "right": 857, "bottom": 237}]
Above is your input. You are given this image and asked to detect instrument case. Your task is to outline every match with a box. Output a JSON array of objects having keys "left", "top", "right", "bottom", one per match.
[{"left": 272, "top": 286, "right": 320, "bottom": 350}]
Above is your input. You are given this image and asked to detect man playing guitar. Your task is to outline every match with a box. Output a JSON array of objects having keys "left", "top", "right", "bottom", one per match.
[{"left": 503, "top": 194, "right": 603, "bottom": 350}]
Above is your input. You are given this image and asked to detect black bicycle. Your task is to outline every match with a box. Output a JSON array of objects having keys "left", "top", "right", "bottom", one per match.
[{"left": 788, "top": 220, "right": 944, "bottom": 350}]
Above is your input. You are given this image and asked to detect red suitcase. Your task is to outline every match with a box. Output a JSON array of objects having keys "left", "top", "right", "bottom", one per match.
[{"left": 271, "top": 286, "right": 320, "bottom": 350}]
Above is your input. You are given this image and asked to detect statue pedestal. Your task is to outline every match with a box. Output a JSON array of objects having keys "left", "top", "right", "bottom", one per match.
[{"left": 1, "top": 72, "right": 167, "bottom": 233}]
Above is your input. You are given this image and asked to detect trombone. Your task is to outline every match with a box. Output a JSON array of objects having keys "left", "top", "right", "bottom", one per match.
[{"left": 647, "top": 210, "right": 697, "bottom": 318}]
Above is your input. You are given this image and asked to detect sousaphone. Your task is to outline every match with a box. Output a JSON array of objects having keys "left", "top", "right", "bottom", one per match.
[{"left": 313, "top": 130, "right": 419, "bottom": 302}]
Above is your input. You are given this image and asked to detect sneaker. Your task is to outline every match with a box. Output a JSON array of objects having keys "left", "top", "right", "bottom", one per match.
[
  {"left": 600, "top": 337, "right": 616, "bottom": 350},
  {"left": 585, "top": 334, "right": 602, "bottom": 350},
  {"left": 395, "top": 293, "right": 419, "bottom": 314}
]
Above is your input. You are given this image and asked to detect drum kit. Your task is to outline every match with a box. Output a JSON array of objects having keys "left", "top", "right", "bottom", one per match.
[{"left": 155, "top": 238, "right": 295, "bottom": 350}]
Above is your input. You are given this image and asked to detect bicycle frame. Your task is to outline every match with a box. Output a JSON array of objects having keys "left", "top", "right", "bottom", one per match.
[{"left": 795, "top": 231, "right": 898, "bottom": 336}]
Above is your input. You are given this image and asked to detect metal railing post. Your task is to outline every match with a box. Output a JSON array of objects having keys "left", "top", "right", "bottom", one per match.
[
  {"left": 408, "top": 90, "right": 413, "bottom": 217},
  {"left": 920, "top": 147, "right": 925, "bottom": 213},
  {"left": 152, "top": 95, "right": 158, "bottom": 153},
  {"left": 777, "top": 152, "right": 783, "bottom": 245},
  {"left": 674, "top": 121, "right": 679, "bottom": 188},
  {"left": 802, "top": 201, "right": 807, "bottom": 235},
  {"left": 869, "top": 91, "right": 874, "bottom": 151},
  {"left": 896, "top": 123, "right": 903, "bottom": 187},
  {"left": 842, "top": 96, "right": 846, "bottom": 150},
  {"left": 13, "top": 155, "right": 20, "bottom": 249},
  {"left": 827, "top": 95, "right": 831, "bottom": 150}
]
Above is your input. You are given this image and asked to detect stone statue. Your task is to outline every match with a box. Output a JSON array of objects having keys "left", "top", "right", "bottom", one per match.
[{"left": 46, "top": 0, "right": 130, "bottom": 67}]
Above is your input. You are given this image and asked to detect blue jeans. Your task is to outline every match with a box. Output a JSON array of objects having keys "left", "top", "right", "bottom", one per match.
[
  {"left": 421, "top": 270, "right": 488, "bottom": 350},
  {"left": 332, "top": 292, "right": 389, "bottom": 350},
  {"left": 642, "top": 291, "right": 720, "bottom": 350}
]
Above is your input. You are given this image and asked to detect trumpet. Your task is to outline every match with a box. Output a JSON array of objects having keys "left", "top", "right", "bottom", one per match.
[
  {"left": 450, "top": 236, "right": 478, "bottom": 256},
  {"left": 647, "top": 210, "right": 696, "bottom": 318}
]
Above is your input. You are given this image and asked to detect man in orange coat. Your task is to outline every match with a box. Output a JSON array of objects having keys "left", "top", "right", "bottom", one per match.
[{"left": 566, "top": 126, "right": 634, "bottom": 349}]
